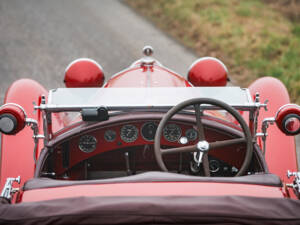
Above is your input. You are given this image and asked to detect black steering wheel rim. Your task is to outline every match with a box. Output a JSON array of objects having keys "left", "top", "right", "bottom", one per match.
[{"left": 154, "top": 98, "right": 253, "bottom": 176}]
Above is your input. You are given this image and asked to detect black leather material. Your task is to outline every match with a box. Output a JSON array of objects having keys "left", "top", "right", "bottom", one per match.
[
  {"left": 1, "top": 195, "right": 300, "bottom": 225},
  {"left": 23, "top": 171, "right": 282, "bottom": 191}
]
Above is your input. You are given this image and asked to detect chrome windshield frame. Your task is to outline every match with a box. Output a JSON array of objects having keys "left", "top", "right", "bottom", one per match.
[{"left": 35, "top": 87, "right": 267, "bottom": 144}]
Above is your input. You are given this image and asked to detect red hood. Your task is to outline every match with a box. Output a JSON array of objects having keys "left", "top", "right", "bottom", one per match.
[{"left": 104, "top": 64, "right": 191, "bottom": 88}]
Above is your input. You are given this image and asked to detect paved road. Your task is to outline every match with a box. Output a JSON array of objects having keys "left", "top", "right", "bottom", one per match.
[
  {"left": 0, "top": 0, "right": 299, "bottom": 165},
  {"left": 0, "top": 0, "right": 196, "bottom": 102}
]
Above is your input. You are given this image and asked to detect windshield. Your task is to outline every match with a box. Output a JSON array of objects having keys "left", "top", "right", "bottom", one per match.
[
  {"left": 48, "top": 87, "right": 253, "bottom": 109},
  {"left": 48, "top": 87, "right": 253, "bottom": 134}
]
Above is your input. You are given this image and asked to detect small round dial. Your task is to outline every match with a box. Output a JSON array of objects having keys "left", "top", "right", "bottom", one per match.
[
  {"left": 79, "top": 135, "right": 97, "bottom": 153},
  {"left": 185, "top": 128, "right": 198, "bottom": 141},
  {"left": 120, "top": 124, "right": 138, "bottom": 143},
  {"left": 141, "top": 122, "right": 158, "bottom": 141},
  {"left": 209, "top": 160, "right": 220, "bottom": 173},
  {"left": 104, "top": 130, "right": 116, "bottom": 142},
  {"left": 163, "top": 123, "right": 181, "bottom": 142}
]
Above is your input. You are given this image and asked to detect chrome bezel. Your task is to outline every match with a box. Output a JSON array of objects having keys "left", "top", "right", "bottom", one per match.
[
  {"left": 163, "top": 123, "right": 182, "bottom": 142},
  {"left": 120, "top": 124, "right": 138, "bottom": 143},
  {"left": 78, "top": 135, "right": 97, "bottom": 153}
]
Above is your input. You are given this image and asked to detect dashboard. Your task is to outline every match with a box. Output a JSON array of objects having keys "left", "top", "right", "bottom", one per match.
[
  {"left": 46, "top": 117, "right": 255, "bottom": 180},
  {"left": 79, "top": 121, "right": 198, "bottom": 153}
]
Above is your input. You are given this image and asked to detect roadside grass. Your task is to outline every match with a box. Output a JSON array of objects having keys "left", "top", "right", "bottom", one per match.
[{"left": 126, "top": 0, "right": 300, "bottom": 104}]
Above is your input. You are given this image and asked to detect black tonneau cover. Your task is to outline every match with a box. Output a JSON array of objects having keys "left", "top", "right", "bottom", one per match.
[
  {"left": 1, "top": 195, "right": 300, "bottom": 225},
  {"left": 24, "top": 172, "right": 282, "bottom": 191}
]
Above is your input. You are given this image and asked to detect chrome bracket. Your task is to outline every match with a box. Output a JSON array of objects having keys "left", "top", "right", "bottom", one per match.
[
  {"left": 252, "top": 93, "right": 269, "bottom": 141},
  {"left": 256, "top": 117, "right": 275, "bottom": 156},
  {"left": 254, "top": 93, "right": 268, "bottom": 111},
  {"left": 26, "top": 118, "right": 44, "bottom": 164},
  {"left": 287, "top": 170, "right": 300, "bottom": 198},
  {"left": 0, "top": 176, "right": 21, "bottom": 201}
]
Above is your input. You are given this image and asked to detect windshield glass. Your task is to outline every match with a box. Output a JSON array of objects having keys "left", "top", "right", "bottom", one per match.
[
  {"left": 48, "top": 87, "right": 253, "bottom": 109},
  {"left": 48, "top": 87, "right": 252, "bottom": 134}
]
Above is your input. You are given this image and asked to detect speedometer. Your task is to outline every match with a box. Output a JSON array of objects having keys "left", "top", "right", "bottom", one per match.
[
  {"left": 120, "top": 124, "right": 138, "bottom": 143},
  {"left": 163, "top": 123, "right": 181, "bottom": 142}
]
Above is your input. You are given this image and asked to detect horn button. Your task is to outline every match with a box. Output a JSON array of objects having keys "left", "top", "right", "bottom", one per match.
[{"left": 196, "top": 140, "right": 209, "bottom": 152}]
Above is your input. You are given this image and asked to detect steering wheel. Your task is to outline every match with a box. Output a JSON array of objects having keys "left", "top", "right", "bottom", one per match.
[{"left": 154, "top": 98, "right": 253, "bottom": 176}]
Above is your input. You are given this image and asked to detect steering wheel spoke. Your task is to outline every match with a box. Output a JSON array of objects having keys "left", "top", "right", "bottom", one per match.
[
  {"left": 161, "top": 144, "right": 197, "bottom": 155},
  {"left": 209, "top": 138, "right": 246, "bottom": 150},
  {"left": 194, "top": 104, "right": 205, "bottom": 140}
]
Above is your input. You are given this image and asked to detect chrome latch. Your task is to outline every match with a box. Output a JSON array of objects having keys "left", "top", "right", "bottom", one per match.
[
  {"left": 287, "top": 171, "right": 300, "bottom": 198},
  {"left": 0, "top": 176, "right": 21, "bottom": 201}
]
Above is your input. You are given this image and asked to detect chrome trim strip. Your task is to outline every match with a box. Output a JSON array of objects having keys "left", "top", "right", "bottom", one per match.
[
  {"left": 146, "top": 65, "right": 151, "bottom": 87},
  {"left": 36, "top": 104, "right": 257, "bottom": 113}
]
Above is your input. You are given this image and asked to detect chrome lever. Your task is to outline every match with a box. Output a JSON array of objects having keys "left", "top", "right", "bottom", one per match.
[{"left": 193, "top": 151, "right": 204, "bottom": 166}]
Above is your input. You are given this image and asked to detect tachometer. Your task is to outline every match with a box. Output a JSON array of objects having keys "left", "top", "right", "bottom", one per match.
[
  {"left": 120, "top": 124, "right": 138, "bottom": 143},
  {"left": 141, "top": 122, "right": 158, "bottom": 141},
  {"left": 163, "top": 123, "right": 181, "bottom": 142},
  {"left": 78, "top": 135, "right": 97, "bottom": 153}
]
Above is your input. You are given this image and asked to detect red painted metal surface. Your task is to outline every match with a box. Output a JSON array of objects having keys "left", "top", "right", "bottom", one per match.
[
  {"left": 1, "top": 59, "right": 298, "bottom": 204},
  {"left": 187, "top": 57, "right": 228, "bottom": 87},
  {"left": 64, "top": 58, "right": 105, "bottom": 87},
  {"left": 105, "top": 65, "right": 191, "bottom": 88},
  {"left": 20, "top": 182, "right": 284, "bottom": 202},
  {"left": 0, "top": 79, "right": 47, "bottom": 198},
  {"left": 248, "top": 77, "right": 298, "bottom": 187}
]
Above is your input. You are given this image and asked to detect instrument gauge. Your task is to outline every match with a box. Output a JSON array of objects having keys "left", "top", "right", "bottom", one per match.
[
  {"left": 78, "top": 135, "right": 97, "bottom": 153},
  {"left": 209, "top": 160, "right": 220, "bottom": 173},
  {"left": 185, "top": 128, "right": 198, "bottom": 141},
  {"left": 141, "top": 122, "right": 158, "bottom": 141},
  {"left": 120, "top": 124, "right": 138, "bottom": 143},
  {"left": 104, "top": 130, "right": 116, "bottom": 142},
  {"left": 163, "top": 124, "right": 181, "bottom": 142}
]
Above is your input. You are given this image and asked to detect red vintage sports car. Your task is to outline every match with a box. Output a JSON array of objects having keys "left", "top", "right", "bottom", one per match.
[{"left": 0, "top": 46, "right": 300, "bottom": 224}]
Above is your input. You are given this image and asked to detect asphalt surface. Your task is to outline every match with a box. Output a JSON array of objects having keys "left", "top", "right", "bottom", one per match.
[
  {"left": 0, "top": 0, "right": 299, "bottom": 165},
  {"left": 0, "top": 0, "right": 197, "bottom": 102}
]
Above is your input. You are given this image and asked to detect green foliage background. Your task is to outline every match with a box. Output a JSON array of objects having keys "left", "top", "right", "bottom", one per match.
[{"left": 126, "top": 0, "right": 300, "bottom": 103}]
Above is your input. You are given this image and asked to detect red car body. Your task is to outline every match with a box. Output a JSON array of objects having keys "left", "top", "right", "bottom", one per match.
[{"left": 0, "top": 47, "right": 300, "bottom": 224}]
